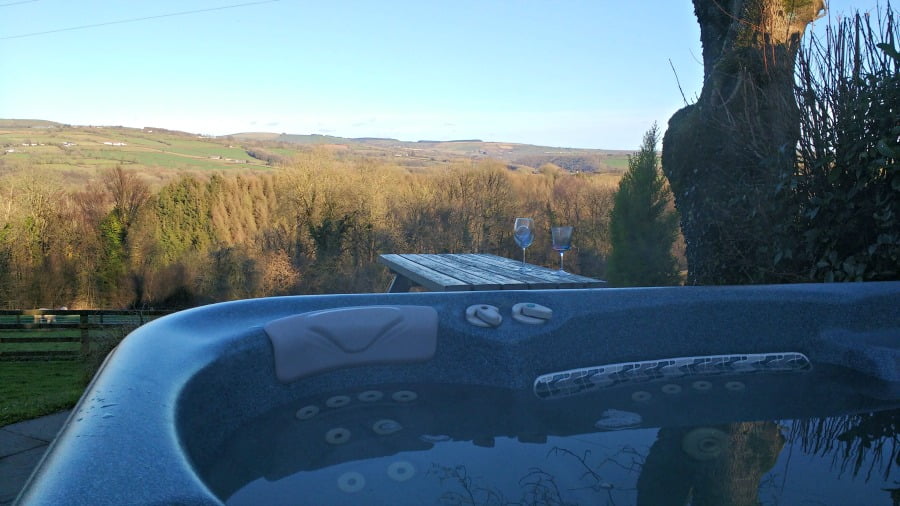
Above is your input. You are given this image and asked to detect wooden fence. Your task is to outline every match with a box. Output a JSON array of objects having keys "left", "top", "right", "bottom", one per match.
[{"left": 0, "top": 309, "right": 172, "bottom": 361}]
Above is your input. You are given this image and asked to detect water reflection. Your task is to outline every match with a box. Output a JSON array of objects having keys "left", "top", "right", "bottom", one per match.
[
  {"left": 791, "top": 408, "right": 899, "bottom": 483},
  {"left": 422, "top": 412, "right": 898, "bottom": 506},
  {"left": 210, "top": 378, "right": 899, "bottom": 505},
  {"left": 637, "top": 422, "right": 784, "bottom": 506},
  {"left": 634, "top": 410, "right": 899, "bottom": 506}
]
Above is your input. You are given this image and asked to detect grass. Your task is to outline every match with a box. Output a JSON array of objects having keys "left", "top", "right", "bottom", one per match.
[
  {"left": 0, "top": 125, "right": 272, "bottom": 179},
  {"left": 1, "top": 341, "right": 79, "bottom": 352},
  {"left": 0, "top": 361, "right": 86, "bottom": 426},
  {"left": 0, "top": 325, "right": 133, "bottom": 427}
]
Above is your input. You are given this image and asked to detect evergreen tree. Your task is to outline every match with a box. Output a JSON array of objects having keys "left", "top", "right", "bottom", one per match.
[{"left": 607, "top": 124, "right": 681, "bottom": 287}]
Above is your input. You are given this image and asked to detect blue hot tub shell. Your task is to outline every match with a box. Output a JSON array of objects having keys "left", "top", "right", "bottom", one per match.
[{"left": 16, "top": 282, "right": 900, "bottom": 505}]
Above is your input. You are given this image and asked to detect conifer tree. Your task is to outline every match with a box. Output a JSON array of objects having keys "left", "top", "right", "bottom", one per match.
[{"left": 607, "top": 124, "right": 680, "bottom": 287}]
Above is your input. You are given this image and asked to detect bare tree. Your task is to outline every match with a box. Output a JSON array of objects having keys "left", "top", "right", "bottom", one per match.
[{"left": 104, "top": 165, "right": 150, "bottom": 233}]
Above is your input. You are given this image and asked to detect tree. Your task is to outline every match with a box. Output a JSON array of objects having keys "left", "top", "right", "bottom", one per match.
[
  {"left": 662, "top": 0, "right": 825, "bottom": 284},
  {"left": 97, "top": 211, "right": 127, "bottom": 299},
  {"left": 104, "top": 166, "right": 149, "bottom": 234},
  {"left": 607, "top": 124, "right": 681, "bottom": 287}
]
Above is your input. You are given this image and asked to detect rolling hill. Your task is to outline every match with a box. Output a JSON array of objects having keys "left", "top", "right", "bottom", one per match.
[{"left": 1, "top": 120, "right": 632, "bottom": 186}]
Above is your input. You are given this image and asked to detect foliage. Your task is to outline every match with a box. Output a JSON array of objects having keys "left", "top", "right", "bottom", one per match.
[
  {"left": 98, "top": 211, "right": 126, "bottom": 294},
  {"left": 780, "top": 6, "right": 900, "bottom": 282},
  {"left": 0, "top": 152, "right": 628, "bottom": 308},
  {"left": 607, "top": 124, "right": 681, "bottom": 287}
]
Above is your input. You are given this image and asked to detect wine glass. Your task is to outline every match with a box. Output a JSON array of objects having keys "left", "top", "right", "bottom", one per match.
[
  {"left": 513, "top": 218, "right": 535, "bottom": 271},
  {"left": 551, "top": 226, "right": 573, "bottom": 274}
]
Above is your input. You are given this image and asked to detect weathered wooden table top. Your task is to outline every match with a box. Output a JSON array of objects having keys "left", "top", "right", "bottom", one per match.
[{"left": 378, "top": 253, "right": 607, "bottom": 292}]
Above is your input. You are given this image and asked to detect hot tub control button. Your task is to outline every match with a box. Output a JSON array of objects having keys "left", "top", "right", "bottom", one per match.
[
  {"left": 466, "top": 304, "right": 502, "bottom": 327},
  {"left": 512, "top": 303, "right": 552, "bottom": 324}
]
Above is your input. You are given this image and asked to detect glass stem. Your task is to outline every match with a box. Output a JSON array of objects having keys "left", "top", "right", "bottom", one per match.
[
  {"left": 522, "top": 248, "right": 526, "bottom": 268},
  {"left": 559, "top": 252, "right": 564, "bottom": 271}
]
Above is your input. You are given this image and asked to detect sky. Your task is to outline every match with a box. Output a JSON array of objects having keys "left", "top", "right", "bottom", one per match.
[{"left": 0, "top": 0, "right": 889, "bottom": 150}]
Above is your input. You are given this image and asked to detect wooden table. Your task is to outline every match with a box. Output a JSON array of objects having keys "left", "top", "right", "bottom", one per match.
[{"left": 378, "top": 253, "right": 607, "bottom": 292}]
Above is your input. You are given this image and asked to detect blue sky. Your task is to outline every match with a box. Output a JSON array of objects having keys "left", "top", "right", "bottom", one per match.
[{"left": 0, "top": 0, "right": 887, "bottom": 149}]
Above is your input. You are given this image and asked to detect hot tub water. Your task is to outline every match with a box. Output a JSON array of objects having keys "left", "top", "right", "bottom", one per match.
[{"left": 206, "top": 366, "right": 898, "bottom": 506}]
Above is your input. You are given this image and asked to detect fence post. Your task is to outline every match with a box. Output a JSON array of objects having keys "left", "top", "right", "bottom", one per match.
[{"left": 80, "top": 313, "right": 90, "bottom": 355}]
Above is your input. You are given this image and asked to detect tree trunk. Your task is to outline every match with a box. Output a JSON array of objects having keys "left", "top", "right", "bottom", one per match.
[{"left": 662, "top": 0, "right": 824, "bottom": 284}]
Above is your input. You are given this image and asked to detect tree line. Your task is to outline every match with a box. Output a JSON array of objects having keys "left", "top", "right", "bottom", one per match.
[{"left": 0, "top": 154, "right": 632, "bottom": 309}]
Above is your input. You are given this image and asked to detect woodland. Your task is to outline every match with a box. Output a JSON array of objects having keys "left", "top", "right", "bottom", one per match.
[{"left": 0, "top": 155, "right": 632, "bottom": 309}]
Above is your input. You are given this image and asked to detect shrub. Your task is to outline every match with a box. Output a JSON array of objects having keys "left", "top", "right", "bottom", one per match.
[{"left": 782, "top": 5, "right": 900, "bottom": 282}]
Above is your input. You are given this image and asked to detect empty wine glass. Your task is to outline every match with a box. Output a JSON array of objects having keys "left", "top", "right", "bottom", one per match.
[
  {"left": 513, "top": 218, "right": 535, "bottom": 271},
  {"left": 551, "top": 226, "right": 573, "bottom": 274}
]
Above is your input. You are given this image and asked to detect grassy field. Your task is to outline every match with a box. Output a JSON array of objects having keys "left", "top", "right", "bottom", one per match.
[
  {"left": 0, "top": 361, "right": 85, "bottom": 426},
  {"left": 0, "top": 314, "right": 146, "bottom": 427},
  {"left": 0, "top": 124, "right": 273, "bottom": 185},
  {"left": 2, "top": 121, "right": 631, "bottom": 184}
]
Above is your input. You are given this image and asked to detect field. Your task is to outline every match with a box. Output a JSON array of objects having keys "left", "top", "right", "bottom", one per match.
[
  {"left": 0, "top": 361, "right": 85, "bottom": 426},
  {"left": 0, "top": 311, "right": 167, "bottom": 426},
  {"left": 1, "top": 119, "right": 631, "bottom": 186},
  {"left": 0, "top": 122, "right": 275, "bottom": 186}
]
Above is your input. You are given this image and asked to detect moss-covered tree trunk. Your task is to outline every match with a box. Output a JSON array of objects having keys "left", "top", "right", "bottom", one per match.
[{"left": 662, "top": 0, "right": 824, "bottom": 284}]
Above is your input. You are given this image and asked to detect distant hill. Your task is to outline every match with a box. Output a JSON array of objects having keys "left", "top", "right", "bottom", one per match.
[
  {"left": 0, "top": 119, "right": 63, "bottom": 128},
  {"left": 231, "top": 131, "right": 633, "bottom": 173},
  {"left": 1, "top": 119, "right": 632, "bottom": 184}
]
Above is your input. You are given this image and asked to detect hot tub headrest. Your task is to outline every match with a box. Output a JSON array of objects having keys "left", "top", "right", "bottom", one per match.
[{"left": 264, "top": 305, "right": 438, "bottom": 383}]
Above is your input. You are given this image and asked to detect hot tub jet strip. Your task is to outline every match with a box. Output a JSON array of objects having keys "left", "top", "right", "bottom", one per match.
[{"left": 533, "top": 352, "right": 812, "bottom": 399}]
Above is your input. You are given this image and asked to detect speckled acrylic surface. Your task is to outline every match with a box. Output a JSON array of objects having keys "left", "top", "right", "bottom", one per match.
[{"left": 16, "top": 282, "right": 900, "bottom": 505}]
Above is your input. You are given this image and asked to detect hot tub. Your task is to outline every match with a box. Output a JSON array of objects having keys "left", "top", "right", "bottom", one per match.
[{"left": 17, "top": 283, "right": 900, "bottom": 505}]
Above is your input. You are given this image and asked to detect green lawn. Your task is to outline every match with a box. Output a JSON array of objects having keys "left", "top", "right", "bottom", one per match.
[
  {"left": 0, "top": 324, "right": 133, "bottom": 426},
  {"left": 0, "top": 361, "right": 86, "bottom": 426}
]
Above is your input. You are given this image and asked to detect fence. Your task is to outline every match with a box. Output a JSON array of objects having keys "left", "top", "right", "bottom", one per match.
[{"left": 0, "top": 309, "right": 172, "bottom": 361}]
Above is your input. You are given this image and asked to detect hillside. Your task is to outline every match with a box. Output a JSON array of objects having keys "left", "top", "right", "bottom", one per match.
[
  {"left": 232, "top": 131, "right": 633, "bottom": 173},
  {"left": 0, "top": 120, "right": 632, "bottom": 186}
]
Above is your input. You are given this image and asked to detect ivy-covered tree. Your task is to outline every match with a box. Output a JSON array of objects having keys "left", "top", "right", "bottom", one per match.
[
  {"left": 663, "top": 0, "right": 825, "bottom": 284},
  {"left": 607, "top": 124, "right": 681, "bottom": 287}
]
